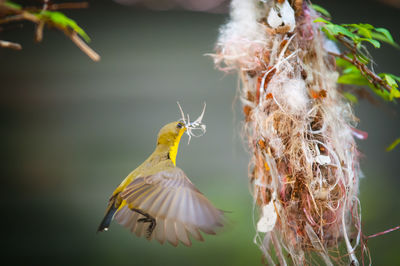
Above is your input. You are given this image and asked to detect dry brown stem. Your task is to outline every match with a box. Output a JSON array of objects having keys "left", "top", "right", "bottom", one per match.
[
  {"left": 69, "top": 31, "right": 100, "bottom": 62},
  {"left": 0, "top": 39, "right": 21, "bottom": 50},
  {"left": 35, "top": 20, "right": 45, "bottom": 42},
  {"left": 49, "top": 2, "right": 89, "bottom": 11}
]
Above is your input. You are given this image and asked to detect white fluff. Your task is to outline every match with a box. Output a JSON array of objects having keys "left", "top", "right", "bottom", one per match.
[
  {"left": 269, "top": 137, "right": 284, "bottom": 158},
  {"left": 315, "top": 155, "right": 331, "bottom": 165},
  {"left": 219, "top": 0, "right": 266, "bottom": 44},
  {"left": 271, "top": 77, "right": 309, "bottom": 115},
  {"left": 215, "top": 0, "right": 268, "bottom": 70},
  {"left": 267, "top": 0, "right": 296, "bottom": 32},
  {"left": 323, "top": 39, "right": 340, "bottom": 55},
  {"left": 257, "top": 201, "right": 277, "bottom": 233}
]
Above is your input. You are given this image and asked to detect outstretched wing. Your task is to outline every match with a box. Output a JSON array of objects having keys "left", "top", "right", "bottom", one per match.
[{"left": 113, "top": 167, "right": 224, "bottom": 246}]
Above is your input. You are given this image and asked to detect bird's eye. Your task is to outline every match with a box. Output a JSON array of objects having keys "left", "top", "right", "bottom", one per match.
[{"left": 177, "top": 122, "right": 183, "bottom": 129}]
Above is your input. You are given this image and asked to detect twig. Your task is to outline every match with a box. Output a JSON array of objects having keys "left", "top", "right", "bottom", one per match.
[
  {"left": 20, "top": 12, "right": 40, "bottom": 23},
  {"left": 0, "top": 14, "right": 25, "bottom": 24},
  {"left": 337, "top": 35, "right": 357, "bottom": 54},
  {"left": 68, "top": 31, "right": 100, "bottom": 62},
  {"left": 0, "top": 2, "right": 100, "bottom": 61},
  {"left": 43, "top": 0, "right": 50, "bottom": 11},
  {"left": 0, "top": 40, "right": 21, "bottom": 50},
  {"left": 35, "top": 21, "right": 45, "bottom": 42},
  {"left": 49, "top": 2, "right": 89, "bottom": 11},
  {"left": 0, "top": 11, "right": 39, "bottom": 25},
  {"left": 35, "top": 0, "right": 49, "bottom": 42},
  {"left": 328, "top": 51, "right": 392, "bottom": 93},
  {"left": 368, "top": 225, "right": 400, "bottom": 239}
]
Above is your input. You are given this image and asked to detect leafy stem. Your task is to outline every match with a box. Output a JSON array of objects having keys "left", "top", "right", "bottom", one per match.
[
  {"left": 313, "top": 16, "right": 400, "bottom": 102},
  {"left": 328, "top": 51, "right": 392, "bottom": 94},
  {"left": 0, "top": 1, "right": 99, "bottom": 61},
  {"left": 311, "top": 4, "right": 400, "bottom": 150}
]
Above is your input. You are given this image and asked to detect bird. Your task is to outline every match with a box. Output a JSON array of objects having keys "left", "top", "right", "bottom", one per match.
[{"left": 97, "top": 105, "right": 224, "bottom": 247}]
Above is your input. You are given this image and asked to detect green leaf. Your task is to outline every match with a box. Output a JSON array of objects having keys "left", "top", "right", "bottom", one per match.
[
  {"left": 386, "top": 74, "right": 400, "bottom": 83},
  {"left": 389, "top": 88, "right": 400, "bottom": 100},
  {"left": 371, "top": 28, "right": 399, "bottom": 48},
  {"left": 37, "top": 11, "right": 90, "bottom": 42},
  {"left": 343, "top": 92, "right": 358, "bottom": 103},
  {"left": 344, "top": 23, "right": 374, "bottom": 39},
  {"left": 4, "top": 0, "right": 22, "bottom": 10},
  {"left": 321, "top": 28, "right": 337, "bottom": 41},
  {"left": 358, "top": 27, "right": 372, "bottom": 39},
  {"left": 338, "top": 73, "right": 370, "bottom": 86},
  {"left": 381, "top": 74, "right": 400, "bottom": 100},
  {"left": 368, "top": 82, "right": 391, "bottom": 101},
  {"left": 336, "top": 58, "right": 372, "bottom": 87},
  {"left": 336, "top": 57, "right": 353, "bottom": 68},
  {"left": 310, "top": 4, "right": 331, "bottom": 18},
  {"left": 317, "top": 20, "right": 398, "bottom": 49},
  {"left": 359, "top": 38, "right": 381, "bottom": 48},
  {"left": 324, "top": 24, "right": 357, "bottom": 40},
  {"left": 343, "top": 23, "right": 374, "bottom": 30},
  {"left": 313, "top": 17, "right": 331, "bottom": 24},
  {"left": 327, "top": 22, "right": 399, "bottom": 102},
  {"left": 386, "top": 138, "right": 400, "bottom": 151},
  {"left": 374, "top": 28, "right": 394, "bottom": 43},
  {"left": 342, "top": 66, "right": 359, "bottom": 75},
  {"left": 380, "top": 73, "right": 398, "bottom": 88}
]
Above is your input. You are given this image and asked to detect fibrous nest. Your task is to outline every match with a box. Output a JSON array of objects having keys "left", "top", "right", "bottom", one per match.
[{"left": 213, "top": 0, "right": 364, "bottom": 265}]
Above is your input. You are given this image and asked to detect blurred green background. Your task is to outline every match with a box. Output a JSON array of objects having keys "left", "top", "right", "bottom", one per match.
[{"left": 1, "top": 0, "right": 399, "bottom": 265}]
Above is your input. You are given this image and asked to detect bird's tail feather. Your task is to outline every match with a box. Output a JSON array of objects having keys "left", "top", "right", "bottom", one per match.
[{"left": 97, "top": 203, "right": 118, "bottom": 233}]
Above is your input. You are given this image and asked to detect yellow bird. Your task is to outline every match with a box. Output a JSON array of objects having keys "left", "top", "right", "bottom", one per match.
[{"left": 97, "top": 104, "right": 224, "bottom": 246}]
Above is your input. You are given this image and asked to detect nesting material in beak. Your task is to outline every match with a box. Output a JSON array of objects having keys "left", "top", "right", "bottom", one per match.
[{"left": 177, "top": 102, "right": 207, "bottom": 144}]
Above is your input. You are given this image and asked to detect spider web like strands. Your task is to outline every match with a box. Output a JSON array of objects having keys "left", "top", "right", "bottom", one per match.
[
  {"left": 177, "top": 102, "right": 207, "bottom": 144},
  {"left": 214, "top": 0, "right": 363, "bottom": 265}
]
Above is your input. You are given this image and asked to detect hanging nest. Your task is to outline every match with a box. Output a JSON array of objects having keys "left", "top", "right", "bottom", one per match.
[{"left": 213, "top": 0, "right": 364, "bottom": 265}]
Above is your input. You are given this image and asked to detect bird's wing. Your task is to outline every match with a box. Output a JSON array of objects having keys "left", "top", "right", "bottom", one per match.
[{"left": 113, "top": 167, "right": 224, "bottom": 246}]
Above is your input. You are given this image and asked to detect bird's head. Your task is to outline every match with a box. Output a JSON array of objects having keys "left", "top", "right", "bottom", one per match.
[
  {"left": 155, "top": 103, "right": 207, "bottom": 166},
  {"left": 157, "top": 121, "right": 186, "bottom": 146},
  {"left": 157, "top": 102, "right": 207, "bottom": 147}
]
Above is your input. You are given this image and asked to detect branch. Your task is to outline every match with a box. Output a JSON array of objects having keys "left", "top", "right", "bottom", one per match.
[
  {"left": 328, "top": 51, "right": 392, "bottom": 93},
  {"left": 68, "top": 31, "right": 100, "bottom": 62},
  {"left": 0, "top": 39, "right": 21, "bottom": 50},
  {"left": 0, "top": 1, "right": 100, "bottom": 61},
  {"left": 49, "top": 2, "right": 89, "bottom": 11},
  {"left": 368, "top": 225, "right": 400, "bottom": 239},
  {"left": 0, "top": 11, "right": 40, "bottom": 24}
]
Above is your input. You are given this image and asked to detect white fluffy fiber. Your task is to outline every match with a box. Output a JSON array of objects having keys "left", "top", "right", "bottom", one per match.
[
  {"left": 267, "top": 0, "right": 296, "bottom": 32},
  {"left": 215, "top": 0, "right": 268, "bottom": 70},
  {"left": 256, "top": 200, "right": 277, "bottom": 233},
  {"left": 218, "top": 0, "right": 266, "bottom": 45},
  {"left": 270, "top": 76, "right": 309, "bottom": 115}
]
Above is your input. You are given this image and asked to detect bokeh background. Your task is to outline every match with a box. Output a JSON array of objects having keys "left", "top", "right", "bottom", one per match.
[{"left": 1, "top": 0, "right": 400, "bottom": 265}]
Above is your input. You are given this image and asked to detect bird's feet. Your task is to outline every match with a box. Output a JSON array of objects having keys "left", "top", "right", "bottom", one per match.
[
  {"left": 130, "top": 207, "right": 156, "bottom": 239},
  {"left": 137, "top": 216, "right": 156, "bottom": 239}
]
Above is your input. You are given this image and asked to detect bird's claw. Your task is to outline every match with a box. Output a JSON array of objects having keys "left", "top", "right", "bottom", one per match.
[
  {"left": 138, "top": 217, "right": 151, "bottom": 223},
  {"left": 137, "top": 215, "right": 156, "bottom": 239}
]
